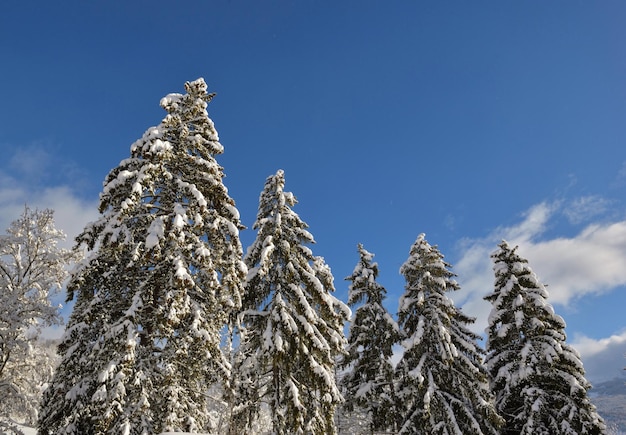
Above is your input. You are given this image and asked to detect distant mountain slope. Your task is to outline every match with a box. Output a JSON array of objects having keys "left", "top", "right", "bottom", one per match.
[
  {"left": 592, "top": 377, "right": 626, "bottom": 397},
  {"left": 591, "top": 377, "right": 626, "bottom": 434}
]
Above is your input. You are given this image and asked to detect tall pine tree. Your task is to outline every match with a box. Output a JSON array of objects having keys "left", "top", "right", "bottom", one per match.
[
  {"left": 235, "top": 170, "right": 349, "bottom": 435},
  {"left": 38, "top": 79, "right": 246, "bottom": 434},
  {"left": 340, "top": 243, "right": 400, "bottom": 433},
  {"left": 395, "top": 234, "right": 502, "bottom": 435},
  {"left": 484, "top": 241, "right": 605, "bottom": 435}
]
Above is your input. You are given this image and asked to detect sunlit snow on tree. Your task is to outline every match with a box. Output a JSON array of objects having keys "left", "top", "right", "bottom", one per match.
[
  {"left": 484, "top": 241, "right": 606, "bottom": 435},
  {"left": 340, "top": 243, "right": 400, "bottom": 433},
  {"left": 37, "top": 79, "right": 246, "bottom": 435},
  {"left": 233, "top": 170, "right": 349, "bottom": 435},
  {"left": 395, "top": 234, "right": 503, "bottom": 435}
]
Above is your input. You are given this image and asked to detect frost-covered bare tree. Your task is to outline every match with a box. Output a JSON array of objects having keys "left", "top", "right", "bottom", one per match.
[
  {"left": 0, "top": 207, "right": 76, "bottom": 433},
  {"left": 485, "top": 241, "right": 606, "bottom": 435},
  {"left": 38, "top": 79, "right": 246, "bottom": 434},
  {"left": 235, "top": 170, "right": 349, "bottom": 435},
  {"left": 395, "top": 234, "right": 502, "bottom": 435}
]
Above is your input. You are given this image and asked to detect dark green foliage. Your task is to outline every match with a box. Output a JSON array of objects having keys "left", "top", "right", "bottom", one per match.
[
  {"left": 395, "top": 234, "right": 503, "bottom": 435},
  {"left": 236, "top": 170, "right": 349, "bottom": 435},
  {"left": 485, "top": 241, "right": 606, "bottom": 435},
  {"left": 340, "top": 243, "right": 401, "bottom": 433},
  {"left": 38, "top": 79, "right": 246, "bottom": 434}
]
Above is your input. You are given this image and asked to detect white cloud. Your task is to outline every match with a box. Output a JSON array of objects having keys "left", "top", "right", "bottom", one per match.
[
  {"left": 570, "top": 331, "right": 626, "bottom": 384},
  {"left": 503, "top": 202, "right": 555, "bottom": 244},
  {"left": 562, "top": 195, "right": 612, "bottom": 225},
  {"left": 520, "top": 222, "right": 626, "bottom": 305},
  {"left": 0, "top": 145, "right": 98, "bottom": 247},
  {"left": 0, "top": 180, "right": 98, "bottom": 249}
]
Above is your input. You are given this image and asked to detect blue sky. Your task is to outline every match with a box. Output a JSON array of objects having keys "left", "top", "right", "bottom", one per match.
[{"left": 2, "top": 1, "right": 626, "bottom": 385}]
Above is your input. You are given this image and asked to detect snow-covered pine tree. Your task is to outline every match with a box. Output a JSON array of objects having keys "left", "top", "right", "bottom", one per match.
[
  {"left": 38, "top": 78, "right": 247, "bottom": 435},
  {"left": 0, "top": 207, "right": 77, "bottom": 433},
  {"left": 340, "top": 243, "right": 400, "bottom": 433},
  {"left": 236, "top": 169, "right": 349, "bottom": 435},
  {"left": 484, "top": 241, "right": 606, "bottom": 435},
  {"left": 395, "top": 234, "right": 503, "bottom": 435}
]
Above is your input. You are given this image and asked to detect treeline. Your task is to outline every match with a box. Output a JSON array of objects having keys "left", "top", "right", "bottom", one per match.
[{"left": 0, "top": 79, "right": 606, "bottom": 435}]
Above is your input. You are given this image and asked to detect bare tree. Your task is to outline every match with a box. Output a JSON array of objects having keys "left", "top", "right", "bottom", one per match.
[{"left": 0, "top": 207, "right": 77, "bottom": 432}]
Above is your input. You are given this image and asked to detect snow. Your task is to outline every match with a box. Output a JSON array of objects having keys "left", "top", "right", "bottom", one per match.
[
  {"left": 355, "top": 381, "right": 374, "bottom": 399},
  {"left": 173, "top": 203, "right": 187, "bottom": 230},
  {"left": 285, "top": 378, "right": 303, "bottom": 409},
  {"left": 402, "top": 316, "right": 425, "bottom": 350},
  {"left": 195, "top": 245, "right": 211, "bottom": 258},
  {"left": 11, "top": 425, "right": 37, "bottom": 435},
  {"left": 515, "top": 309, "right": 524, "bottom": 327},
  {"left": 224, "top": 203, "right": 240, "bottom": 221},
  {"left": 159, "top": 92, "right": 183, "bottom": 110},
  {"left": 150, "top": 138, "right": 172, "bottom": 154},
  {"left": 176, "top": 179, "right": 207, "bottom": 208},
  {"left": 173, "top": 257, "right": 192, "bottom": 284},
  {"left": 145, "top": 216, "right": 165, "bottom": 249},
  {"left": 102, "top": 169, "right": 137, "bottom": 196}
]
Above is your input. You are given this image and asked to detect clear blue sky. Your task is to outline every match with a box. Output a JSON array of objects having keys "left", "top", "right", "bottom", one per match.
[{"left": 2, "top": 1, "right": 626, "bottom": 384}]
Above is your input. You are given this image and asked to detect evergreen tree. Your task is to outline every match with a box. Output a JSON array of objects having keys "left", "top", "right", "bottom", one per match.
[
  {"left": 236, "top": 170, "right": 349, "bottom": 435},
  {"left": 38, "top": 78, "right": 246, "bottom": 434},
  {"left": 484, "top": 241, "right": 606, "bottom": 435},
  {"left": 340, "top": 243, "right": 400, "bottom": 433},
  {"left": 395, "top": 234, "right": 502, "bottom": 435},
  {"left": 0, "top": 207, "right": 77, "bottom": 433}
]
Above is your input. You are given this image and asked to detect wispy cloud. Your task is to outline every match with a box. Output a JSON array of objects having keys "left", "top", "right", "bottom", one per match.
[
  {"left": 612, "top": 160, "right": 626, "bottom": 188},
  {"left": 562, "top": 196, "right": 613, "bottom": 225},
  {"left": 8, "top": 144, "right": 53, "bottom": 180}
]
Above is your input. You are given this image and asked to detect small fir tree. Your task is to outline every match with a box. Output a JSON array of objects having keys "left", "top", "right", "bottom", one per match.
[
  {"left": 38, "top": 79, "right": 246, "bottom": 434},
  {"left": 0, "top": 207, "right": 77, "bottom": 433},
  {"left": 236, "top": 170, "right": 349, "bottom": 435},
  {"left": 395, "top": 234, "right": 503, "bottom": 435},
  {"left": 340, "top": 243, "right": 400, "bottom": 433},
  {"left": 484, "top": 241, "right": 606, "bottom": 435}
]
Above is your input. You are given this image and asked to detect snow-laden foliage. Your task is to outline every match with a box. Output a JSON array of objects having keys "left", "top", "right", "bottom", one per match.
[
  {"left": 37, "top": 79, "right": 246, "bottom": 435},
  {"left": 395, "top": 234, "right": 503, "bottom": 435},
  {"left": 0, "top": 207, "right": 77, "bottom": 432},
  {"left": 484, "top": 241, "right": 606, "bottom": 435},
  {"left": 234, "top": 170, "right": 349, "bottom": 435},
  {"left": 340, "top": 243, "right": 400, "bottom": 433}
]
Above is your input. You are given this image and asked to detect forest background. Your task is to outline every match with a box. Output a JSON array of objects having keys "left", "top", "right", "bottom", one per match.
[{"left": 1, "top": 0, "right": 626, "bottom": 394}]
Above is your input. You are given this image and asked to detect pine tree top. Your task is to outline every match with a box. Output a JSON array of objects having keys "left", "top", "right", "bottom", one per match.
[
  {"left": 345, "top": 243, "right": 386, "bottom": 306},
  {"left": 485, "top": 240, "right": 565, "bottom": 336}
]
